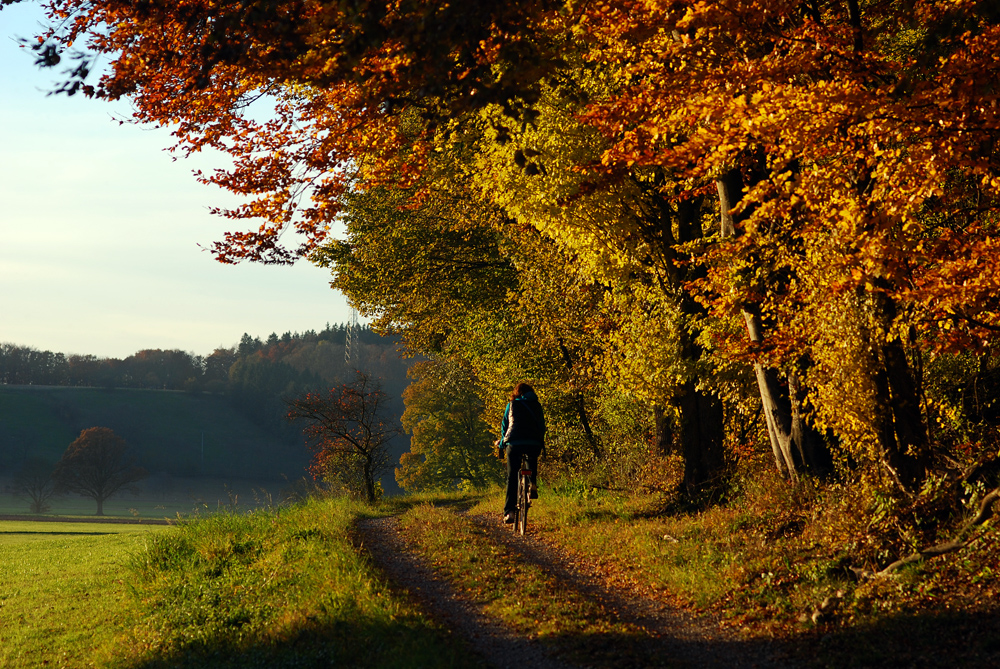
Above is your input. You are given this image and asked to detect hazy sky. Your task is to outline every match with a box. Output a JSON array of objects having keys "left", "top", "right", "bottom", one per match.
[{"left": 0, "top": 2, "right": 353, "bottom": 359}]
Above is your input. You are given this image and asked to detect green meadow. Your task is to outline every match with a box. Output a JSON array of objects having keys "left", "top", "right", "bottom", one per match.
[
  {"left": 0, "top": 498, "right": 473, "bottom": 669},
  {"left": 0, "top": 521, "right": 164, "bottom": 668},
  {"left": 0, "top": 475, "right": 292, "bottom": 519}
]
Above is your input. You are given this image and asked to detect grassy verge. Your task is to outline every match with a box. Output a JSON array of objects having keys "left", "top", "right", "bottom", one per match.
[
  {"left": 103, "top": 496, "right": 474, "bottom": 668},
  {"left": 0, "top": 521, "right": 167, "bottom": 668},
  {"left": 2, "top": 498, "right": 475, "bottom": 669}
]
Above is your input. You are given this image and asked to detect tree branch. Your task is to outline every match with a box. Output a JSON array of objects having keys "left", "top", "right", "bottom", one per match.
[{"left": 874, "top": 486, "right": 1000, "bottom": 577}]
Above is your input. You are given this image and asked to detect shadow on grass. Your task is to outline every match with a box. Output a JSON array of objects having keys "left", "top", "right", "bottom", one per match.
[
  {"left": 380, "top": 492, "right": 481, "bottom": 516},
  {"left": 785, "top": 606, "right": 1000, "bottom": 668},
  {"left": 545, "top": 628, "right": 785, "bottom": 668},
  {"left": 109, "top": 614, "right": 480, "bottom": 669},
  {"left": 0, "top": 530, "right": 116, "bottom": 537},
  {"left": 489, "top": 609, "right": 1000, "bottom": 669}
]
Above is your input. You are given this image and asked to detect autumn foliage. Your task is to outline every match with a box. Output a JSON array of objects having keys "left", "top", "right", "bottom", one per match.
[
  {"left": 287, "top": 371, "right": 400, "bottom": 502},
  {"left": 52, "top": 427, "right": 146, "bottom": 515},
  {"left": 22, "top": 0, "right": 1000, "bottom": 567}
]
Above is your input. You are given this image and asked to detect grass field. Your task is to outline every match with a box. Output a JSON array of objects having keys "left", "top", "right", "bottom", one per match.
[
  {"left": 7, "top": 482, "right": 1000, "bottom": 668},
  {"left": 0, "top": 475, "right": 296, "bottom": 519},
  {"left": 0, "top": 520, "right": 167, "bottom": 668}
]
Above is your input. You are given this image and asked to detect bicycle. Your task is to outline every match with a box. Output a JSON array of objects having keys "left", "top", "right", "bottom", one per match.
[{"left": 512, "top": 451, "right": 532, "bottom": 536}]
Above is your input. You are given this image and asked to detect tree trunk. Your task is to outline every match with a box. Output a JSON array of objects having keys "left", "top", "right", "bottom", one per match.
[
  {"left": 872, "top": 336, "right": 928, "bottom": 491},
  {"left": 652, "top": 404, "right": 673, "bottom": 455},
  {"left": 558, "top": 339, "right": 600, "bottom": 457},
  {"left": 717, "top": 169, "right": 831, "bottom": 480},
  {"left": 96, "top": 497, "right": 105, "bottom": 516},
  {"left": 673, "top": 193, "right": 728, "bottom": 495},
  {"left": 788, "top": 369, "right": 833, "bottom": 476},
  {"left": 865, "top": 291, "right": 928, "bottom": 491},
  {"left": 363, "top": 460, "right": 377, "bottom": 503},
  {"left": 743, "top": 305, "right": 800, "bottom": 481},
  {"left": 677, "top": 381, "right": 726, "bottom": 497}
]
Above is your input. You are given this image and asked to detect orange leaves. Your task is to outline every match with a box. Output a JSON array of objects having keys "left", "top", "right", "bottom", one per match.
[{"left": 32, "top": 0, "right": 570, "bottom": 261}]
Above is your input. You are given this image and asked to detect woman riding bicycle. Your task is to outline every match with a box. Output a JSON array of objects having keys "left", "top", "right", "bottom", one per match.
[{"left": 497, "top": 382, "right": 545, "bottom": 524}]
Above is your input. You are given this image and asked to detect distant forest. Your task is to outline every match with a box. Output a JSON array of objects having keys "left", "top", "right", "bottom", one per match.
[
  {"left": 0, "top": 324, "right": 405, "bottom": 392},
  {"left": 0, "top": 325, "right": 414, "bottom": 486}
]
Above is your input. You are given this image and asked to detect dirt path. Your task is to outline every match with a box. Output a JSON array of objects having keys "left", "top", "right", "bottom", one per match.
[
  {"left": 357, "top": 515, "right": 579, "bottom": 669},
  {"left": 357, "top": 512, "right": 797, "bottom": 669},
  {"left": 472, "top": 513, "right": 790, "bottom": 667}
]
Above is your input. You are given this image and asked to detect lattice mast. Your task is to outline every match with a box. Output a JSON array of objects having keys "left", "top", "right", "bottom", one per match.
[{"left": 344, "top": 308, "right": 360, "bottom": 364}]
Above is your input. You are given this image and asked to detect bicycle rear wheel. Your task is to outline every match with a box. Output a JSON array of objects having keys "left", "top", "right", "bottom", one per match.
[{"left": 517, "top": 472, "right": 529, "bottom": 535}]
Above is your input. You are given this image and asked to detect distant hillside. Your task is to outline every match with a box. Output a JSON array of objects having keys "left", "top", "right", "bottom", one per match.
[
  {"left": 0, "top": 386, "right": 309, "bottom": 481},
  {"left": 0, "top": 384, "right": 412, "bottom": 494},
  {"left": 0, "top": 324, "right": 415, "bottom": 494}
]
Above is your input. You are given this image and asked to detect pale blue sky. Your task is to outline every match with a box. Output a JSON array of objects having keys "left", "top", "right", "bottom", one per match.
[{"left": 0, "top": 2, "right": 352, "bottom": 359}]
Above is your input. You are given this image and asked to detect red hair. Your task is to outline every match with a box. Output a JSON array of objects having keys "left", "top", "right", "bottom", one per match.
[{"left": 509, "top": 382, "right": 534, "bottom": 401}]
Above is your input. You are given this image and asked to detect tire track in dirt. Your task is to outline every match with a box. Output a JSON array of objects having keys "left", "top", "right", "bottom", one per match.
[
  {"left": 470, "top": 511, "right": 796, "bottom": 669},
  {"left": 356, "top": 515, "right": 581, "bottom": 669}
]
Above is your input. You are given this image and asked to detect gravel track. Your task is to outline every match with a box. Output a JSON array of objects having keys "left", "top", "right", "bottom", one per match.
[{"left": 357, "top": 512, "right": 797, "bottom": 669}]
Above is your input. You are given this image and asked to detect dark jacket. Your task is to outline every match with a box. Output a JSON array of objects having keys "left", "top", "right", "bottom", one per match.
[{"left": 499, "top": 390, "right": 545, "bottom": 448}]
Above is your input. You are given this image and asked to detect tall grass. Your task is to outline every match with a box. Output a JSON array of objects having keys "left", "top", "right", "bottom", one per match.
[
  {"left": 104, "top": 497, "right": 473, "bottom": 668},
  {"left": 2, "top": 498, "right": 474, "bottom": 668}
]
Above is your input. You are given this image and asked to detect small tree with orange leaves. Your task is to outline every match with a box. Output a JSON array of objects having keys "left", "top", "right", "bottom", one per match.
[
  {"left": 287, "top": 371, "right": 400, "bottom": 503},
  {"left": 53, "top": 427, "right": 146, "bottom": 516}
]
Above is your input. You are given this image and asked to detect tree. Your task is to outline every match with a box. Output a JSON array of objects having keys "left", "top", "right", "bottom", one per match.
[
  {"left": 27, "top": 0, "right": 1000, "bottom": 505},
  {"left": 52, "top": 427, "right": 147, "bottom": 515},
  {"left": 397, "top": 358, "right": 502, "bottom": 492},
  {"left": 10, "top": 457, "right": 60, "bottom": 514},
  {"left": 287, "top": 372, "right": 400, "bottom": 503}
]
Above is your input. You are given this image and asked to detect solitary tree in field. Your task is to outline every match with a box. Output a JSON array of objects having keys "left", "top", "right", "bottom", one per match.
[
  {"left": 287, "top": 372, "right": 400, "bottom": 503},
  {"left": 53, "top": 427, "right": 147, "bottom": 515},
  {"left": 10, "top": 457, "right": 60, "bottom": 514}
]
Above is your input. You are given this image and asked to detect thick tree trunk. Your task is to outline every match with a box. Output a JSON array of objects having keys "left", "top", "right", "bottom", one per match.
[
  {"left": 865, "top": 291, "right": 928, "bottom": 491},
  {"left": 673, "top": 193, "right": 728, "bottom": 495},
  {"left": 677, "top": 381, "right": 726, "bottom": 497},
  {"left": 872, "top": 337, "right": 928, "bottom": 491},
  {"left": 96, "top": 497, "right": 105, "bottom": 516}
]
